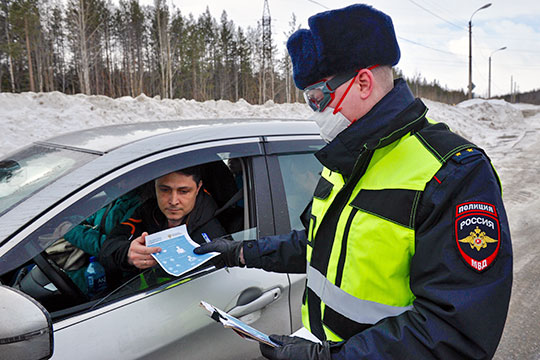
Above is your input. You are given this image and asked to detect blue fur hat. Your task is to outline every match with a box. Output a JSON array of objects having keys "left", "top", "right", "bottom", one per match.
[{"left": 287, "top": 4, "right": 400, "bottom": 89}]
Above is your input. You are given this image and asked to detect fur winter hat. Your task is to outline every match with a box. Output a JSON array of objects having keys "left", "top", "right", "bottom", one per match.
[{"left": 286, "top": 4, "right": 400, "bottom": 89}]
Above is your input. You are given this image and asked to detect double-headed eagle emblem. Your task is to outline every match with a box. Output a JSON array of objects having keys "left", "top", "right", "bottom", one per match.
[{"left": 458, "top": 226, "right": 498, "bottom": 251}]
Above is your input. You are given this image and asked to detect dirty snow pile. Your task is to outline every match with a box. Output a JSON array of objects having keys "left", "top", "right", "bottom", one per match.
[
  {"left": 1, "top": 91, "right": 539, "bottom": 161},
  {"left": 423, "top": 98, "right": 538, "bottom": 158}
]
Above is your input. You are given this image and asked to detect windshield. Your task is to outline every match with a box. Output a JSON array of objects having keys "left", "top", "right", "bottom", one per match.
[{"left": 0, "top": 145, "right": 96, "bottom": 215}]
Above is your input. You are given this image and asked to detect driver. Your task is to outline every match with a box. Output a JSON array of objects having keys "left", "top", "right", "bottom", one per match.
[{"left": 99, "top": 166, "right": 226, "bottom": 279}]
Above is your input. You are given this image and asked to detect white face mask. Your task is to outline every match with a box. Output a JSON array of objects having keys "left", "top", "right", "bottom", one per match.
[{"left": 309, "top": 107, "right": 351, "bottom": 143}]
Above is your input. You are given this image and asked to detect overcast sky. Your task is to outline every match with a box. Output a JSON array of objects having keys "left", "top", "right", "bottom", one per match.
[{"left": 138, "top": 0, "right": 540, "bottom": 97}]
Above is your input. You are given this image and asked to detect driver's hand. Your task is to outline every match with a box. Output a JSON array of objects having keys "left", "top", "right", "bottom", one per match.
[{"left": 127, "top": 232, "right": 161, "bottom": 269}]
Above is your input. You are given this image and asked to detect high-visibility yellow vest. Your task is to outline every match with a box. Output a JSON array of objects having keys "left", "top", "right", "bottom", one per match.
[{"left": 302, "top": 122, "right": 477, "bottom": 341}]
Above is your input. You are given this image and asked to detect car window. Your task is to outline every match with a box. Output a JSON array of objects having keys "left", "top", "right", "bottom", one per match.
[
  {"left": 0, "top": 140, "right": 261, "bottom": 275},
  {"left": 277, "top": 153, "right": 322, "bottom": 230},
  {"left": 0, "top": 145, "right": 96, "bottom": 215},
  {"left": 94, "top": 159, "right": 253, "bottom": 299},
  {"left": 2, "top": 153, "right": 259, "bottom": 316}
]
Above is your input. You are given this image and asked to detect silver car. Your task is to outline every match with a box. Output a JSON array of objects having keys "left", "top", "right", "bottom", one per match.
[{"left": 0, "top": 119, "right": 324, "bottom": 359}]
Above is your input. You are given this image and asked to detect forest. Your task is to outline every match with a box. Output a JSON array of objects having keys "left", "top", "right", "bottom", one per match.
[
  {"left": 0, "top": 0, "right": 305, "bottom": 104},
  {"left": 0, "top": 0, "right": 491, "bottom": 105}
]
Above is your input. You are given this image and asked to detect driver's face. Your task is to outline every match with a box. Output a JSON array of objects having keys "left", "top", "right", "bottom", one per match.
[{"left": 155, "top": 172, "right": 201, "bottom": 227}]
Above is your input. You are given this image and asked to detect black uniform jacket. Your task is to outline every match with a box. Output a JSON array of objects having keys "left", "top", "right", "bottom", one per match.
[
  {"left": 242, "top": 79, "right": 513, "bottom": 359},
  {"left": 99, "top": 191, "right": 226, "bottom": 274}
]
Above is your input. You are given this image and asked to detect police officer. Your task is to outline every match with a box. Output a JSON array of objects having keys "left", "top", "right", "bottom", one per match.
[{"left": 195, "top": 4, "right": 512, "bottom": 359}]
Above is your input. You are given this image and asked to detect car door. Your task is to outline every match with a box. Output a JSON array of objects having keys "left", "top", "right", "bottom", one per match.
[
  {"left": 262, "top": 134, "right": 325, "bottom": 333},
  {"left": 2, "top": 137, "right": 294, "bottom": 360}
]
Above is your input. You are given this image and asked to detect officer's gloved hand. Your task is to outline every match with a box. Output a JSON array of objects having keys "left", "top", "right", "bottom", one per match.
[
  {"left": 260, "top": 335, "right": 331, "bottom": 360},
  {"left": 193, "top": 236, "right": 243, "bottom": 267}
]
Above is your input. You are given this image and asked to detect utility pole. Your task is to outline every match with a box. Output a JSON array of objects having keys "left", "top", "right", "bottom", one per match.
[
  {"left": 468, "top": 19, "right": 472, "bottom": 99},
  {"left": 488, "top": 46, "right": 506, "bottom": 98},
  {"left": 468, "top": 3, "right": 491, "bottom": 99},
  {"left": 510, "top": 75, "right": 514, "bottom": 103},
  {"left": 262, "top": 0, "right": 274, "bottom": 103}
]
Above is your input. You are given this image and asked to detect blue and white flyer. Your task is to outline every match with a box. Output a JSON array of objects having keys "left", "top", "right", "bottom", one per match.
[{"left": 145, "top": 225, "right": 219, "bottom": 277}]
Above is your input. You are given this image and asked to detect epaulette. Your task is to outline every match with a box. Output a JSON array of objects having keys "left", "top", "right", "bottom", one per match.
[
  {"left": 451, "top": 147, "right": 482, "bottom": 164},
  {"left": 414, "top": 122, "right": 478, "bottom": 164}
]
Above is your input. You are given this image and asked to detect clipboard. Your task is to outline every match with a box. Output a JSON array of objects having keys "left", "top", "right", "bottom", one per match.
[{"left": 200, "top": 300, "right": 279, "bottom": 348}]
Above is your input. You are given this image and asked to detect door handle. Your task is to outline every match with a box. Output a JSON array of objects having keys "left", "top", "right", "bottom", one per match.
[{"left": 228, "top": 287, "right": 281, "bottom": 318}]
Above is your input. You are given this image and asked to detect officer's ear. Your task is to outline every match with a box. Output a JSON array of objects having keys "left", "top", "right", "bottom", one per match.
[{"left": 356, "top": 68, "right": 374, "bottom": 100}]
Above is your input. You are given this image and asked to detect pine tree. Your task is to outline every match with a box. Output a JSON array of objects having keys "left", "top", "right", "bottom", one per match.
[
  {"left": 235, "top": 26, "right": 253, "bottom": 102},
  {"left": 218, "top": 10, "right": 234, "bottom": 100},
  {"left": 168, "top": 8, "right": 185, "bottom": 98},
  {"left": 100, "top": 0, "right": 114, "bottom": 96},
  {"left": 10, "top": 0, "right": 41, "bottom": 92},
  {"left": 1, "top": 0, "right": 16, "bottom": 92},
  {"left": 197, "top": 7, "right": 217, "bottom": 100}
]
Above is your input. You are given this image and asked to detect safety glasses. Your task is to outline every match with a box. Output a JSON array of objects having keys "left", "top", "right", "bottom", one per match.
[
  {"left": 303, "top": 65, "right": 379, "bottom": 113},
  {"left": 303, "top": 70, "right": 359, "bottom": 112}
]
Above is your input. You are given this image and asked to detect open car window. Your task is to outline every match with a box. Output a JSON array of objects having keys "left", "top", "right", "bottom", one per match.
[
  {"left": 92, "top": 158, "right": 254, "bottom": 306},
  {"left": 96, "top": 226, "right": 257, "bottom": 306},
  {"left": 0, "top": 140, "right": 264, "bottom": 317},
  {"left": 6, "top": 157, "right": 254, "bottom": 316},
  {"left": 0, "top": 140, "right": 261, "bottom": 275}
]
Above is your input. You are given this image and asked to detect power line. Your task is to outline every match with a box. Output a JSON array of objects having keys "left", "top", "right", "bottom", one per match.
[
  {"left": 398, "top": 36, "right": 460, "bottom": 56},
  {"left": 306, "top": 0, "right": 329, "bottom": 10},
  {"left": 420, "top": 0, "right": 466, "bottom": 27},
  {"left": 409, "top": 58, "right": 467, "bottom": 66},
  {"left": 406, "top": 0, "right": 465, "bottom": 30}
]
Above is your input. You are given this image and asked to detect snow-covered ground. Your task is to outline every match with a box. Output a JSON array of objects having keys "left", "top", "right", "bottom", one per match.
[
  {"left": 1, "top": 91, "right": 540, "bottom": 358},
  {"left": 0, "top": 91, "right": 535, "bottom": 159}
]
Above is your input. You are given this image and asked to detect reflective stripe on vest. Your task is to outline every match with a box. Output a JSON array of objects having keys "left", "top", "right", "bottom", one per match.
[
  {"left": 307, "top": 264, "right": 414, "bottom": 324},
  {"left": 303, "top": 129, "right": 444, "bottom": 342}
]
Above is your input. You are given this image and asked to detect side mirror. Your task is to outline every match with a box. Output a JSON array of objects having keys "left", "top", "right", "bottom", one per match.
[{"left": 0, "top": 285, "right": 53, "bottom": 359}]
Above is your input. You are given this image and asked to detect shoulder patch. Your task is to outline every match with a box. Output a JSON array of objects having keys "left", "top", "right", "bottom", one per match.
[{"left": 455, "top": 202, "right": 500, "bottom": 272}]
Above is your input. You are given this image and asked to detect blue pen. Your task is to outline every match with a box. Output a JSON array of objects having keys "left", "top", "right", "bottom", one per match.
[{"left": 202, "top": 233, "right": 211, "bottom": 243}]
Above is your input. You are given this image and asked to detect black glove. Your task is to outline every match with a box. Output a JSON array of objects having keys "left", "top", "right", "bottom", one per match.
[
  {"left": 260, "top": 335, "right": 331, "bottom": 360},
  {"left": 193, "top": 236, "right": 243, "bottom": 267}
]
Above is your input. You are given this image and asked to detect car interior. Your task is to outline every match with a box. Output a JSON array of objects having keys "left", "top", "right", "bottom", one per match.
[{"left": 2, "top": 158, "right": 250, "bottom": 316}]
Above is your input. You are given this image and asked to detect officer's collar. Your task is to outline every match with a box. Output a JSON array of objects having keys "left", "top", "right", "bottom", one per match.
[{"left": 315, "top": 78, "right": 428, "bottom": 177}]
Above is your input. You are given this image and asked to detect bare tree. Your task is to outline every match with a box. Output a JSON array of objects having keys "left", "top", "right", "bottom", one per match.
[
  {"left": 66, "top": 0, "right": 102, "bottom": 94},
  {"left": 66, "top": 1, "right": 85, "bottom": 93},
  {"left": 283, "top": 13, "right": 299, "bottom": 103},
  {"left": 153, "top": 0, "right": 172, "bottom": 98}
]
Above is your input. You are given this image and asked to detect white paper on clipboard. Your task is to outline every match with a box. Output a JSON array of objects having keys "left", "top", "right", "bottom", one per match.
[{"left": 200, "top": 300, "right": 280, "bottom": 348}]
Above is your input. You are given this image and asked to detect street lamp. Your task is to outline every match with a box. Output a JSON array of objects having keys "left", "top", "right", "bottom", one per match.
[
  {"left": 488, "top": 46, "right": 507, "bottom": 98},
  {"left": 468, "top": 3, "right": 492, "bottom": 99}
]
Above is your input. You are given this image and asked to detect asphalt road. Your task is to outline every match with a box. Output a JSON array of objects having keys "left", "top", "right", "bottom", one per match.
[{"left": 491, "top": 121, "right": 540, "bottom": 359}]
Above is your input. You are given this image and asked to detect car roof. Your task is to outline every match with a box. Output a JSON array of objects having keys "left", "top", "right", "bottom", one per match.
[{"left": 40, "top": 118, "right": 318, "bottom": 154}]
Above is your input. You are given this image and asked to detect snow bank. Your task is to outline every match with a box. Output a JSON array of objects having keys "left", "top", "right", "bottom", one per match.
[
  {"left": 1, "top": 91, "right": 539, "bottom": 160},
  {"left": 424, "top": 98, "right": 530, "bottom": 154},
  {"left": 0, "top": 91, "right": 312, "bottom": 157}
]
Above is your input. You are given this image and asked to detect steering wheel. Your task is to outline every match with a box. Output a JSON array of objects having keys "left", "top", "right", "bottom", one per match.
[{"left": 33, "top": 252, "right": 87, "bottom": 305}]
